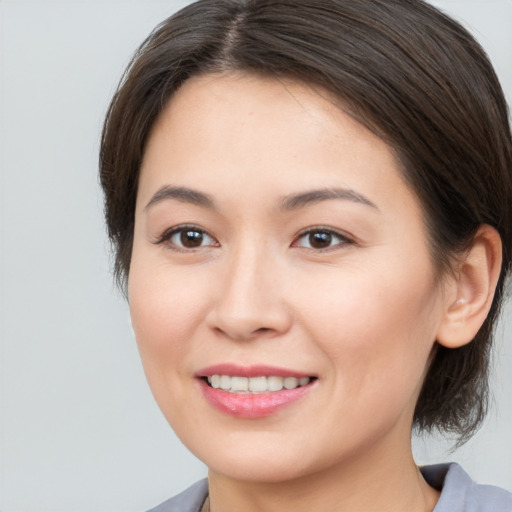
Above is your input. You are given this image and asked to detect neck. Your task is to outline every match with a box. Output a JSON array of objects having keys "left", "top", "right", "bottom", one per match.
[{"left": 207, "top": 432, "right": 439, "bottom": 512}]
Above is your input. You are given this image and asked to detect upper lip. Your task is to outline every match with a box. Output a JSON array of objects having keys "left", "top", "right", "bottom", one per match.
[{"left": 195, "top": 364, "right": 314, "bottom": 379}]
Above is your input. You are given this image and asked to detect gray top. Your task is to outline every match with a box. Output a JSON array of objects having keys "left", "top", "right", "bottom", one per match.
[{"left": 146, "top": 463, "right": 512, "bottom": 512}]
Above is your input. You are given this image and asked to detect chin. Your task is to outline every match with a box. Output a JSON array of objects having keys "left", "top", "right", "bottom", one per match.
[
  {"left": 183, "top": 433, "right": 335, "bottom": 484},
  {"left": 207, "top": 455, "right": 312, "bottom": 484}
]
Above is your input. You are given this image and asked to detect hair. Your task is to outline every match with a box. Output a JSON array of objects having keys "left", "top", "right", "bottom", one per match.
[{"left": 100, "top": 0, "right": 512, "bottom": 444}]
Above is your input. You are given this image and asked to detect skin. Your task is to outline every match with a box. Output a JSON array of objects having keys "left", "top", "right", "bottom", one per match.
[{"left": 129, "top": 73, "right": 499, "bottom": 512}]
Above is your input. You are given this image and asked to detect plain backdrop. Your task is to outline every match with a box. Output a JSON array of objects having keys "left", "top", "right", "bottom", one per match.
[{"left": 0, "top": 1, "right": 511, "bottom": 511}]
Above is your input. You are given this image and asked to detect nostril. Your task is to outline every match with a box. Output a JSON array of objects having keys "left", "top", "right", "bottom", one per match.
[{"left": 211, "top": 324, "right": 278, "bottom": 341}]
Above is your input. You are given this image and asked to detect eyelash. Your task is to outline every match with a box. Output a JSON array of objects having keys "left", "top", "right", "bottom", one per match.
[
  {"left": 293, "top": 227, "right": 354, "bottom": 252},
  {"left": 153, "top": 225, "right": 218, "bottom": 251},
  {"left": 154, "top": 225, "right": 354, "bottom": 252}
]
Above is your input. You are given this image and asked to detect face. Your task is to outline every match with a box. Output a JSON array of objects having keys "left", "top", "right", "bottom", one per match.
[{"left": 129, "top": 73, "right": 448, "bottom": 483}]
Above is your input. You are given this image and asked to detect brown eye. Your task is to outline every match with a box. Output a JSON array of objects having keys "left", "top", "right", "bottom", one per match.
[
  {"left": 308, "top": 231, "right": 332, "bottom": 249},
  {"left": 157, "top": 226, "right": 218, "bottom": 250},
  {"left": 180, "top": 229, "right": 204, "bottom": 248},
  {"left": 294, "top": 228, "right": 351, "bottom": 251}
]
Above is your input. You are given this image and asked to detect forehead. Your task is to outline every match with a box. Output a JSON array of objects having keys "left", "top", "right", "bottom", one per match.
[
  {"left": 148, "top": 73, "right": 378, "bottom": 153},
  {"left": 138, "top": 72, "right": 419, "bottom": 219}
]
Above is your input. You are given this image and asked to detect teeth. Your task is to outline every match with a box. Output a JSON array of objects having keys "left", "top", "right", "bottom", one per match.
[
  {"left": 231, "top": 376, "right": 249, "bottom": 392},
  {"left": 248, "top": 376, "right": 267, "bottom": 392},
  {"left": 268, "top": 376, "right": 284, "bottom": 391},
  {"left": 283, "top": 377, "right": 299, "bottom": 389},
  {"left": 220, "top": 375, "right": 231, "bottom": 390},
  {"left": 206, "top": 375, "right": 311, "bottom": 393}
]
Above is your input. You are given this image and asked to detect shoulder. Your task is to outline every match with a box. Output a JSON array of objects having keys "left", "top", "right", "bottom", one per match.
[
  {"left": 421, "top": 463, "right": 512, "bottom": 512},
  {"left": 145, "top": 479, "right": 208, "bottom": 512},
  {"left": 143, "top": 466, "right": 512, "bottom": 512}
]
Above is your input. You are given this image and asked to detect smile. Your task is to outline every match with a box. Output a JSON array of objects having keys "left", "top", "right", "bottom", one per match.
[
  {"left": 206, "top": 375, "right": 312, "bottom": 393},
  {"left": 197, "top": 366, "right": 317, "bottom": 418}
]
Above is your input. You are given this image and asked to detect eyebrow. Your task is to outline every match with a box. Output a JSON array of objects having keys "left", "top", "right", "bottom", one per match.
[
  {"left": 279, "top": 188, "right": 379, "bottom": 211},
  {"left": 144, "top": 185, "right": 378, "bottom": 212},
  {"left": 145, "top": 185, "right": 215, "bottom": 210}
]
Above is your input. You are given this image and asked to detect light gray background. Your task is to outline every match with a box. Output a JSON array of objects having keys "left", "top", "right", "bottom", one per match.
[{"left": 0, "top": 1, "right": 510, "bottom": 511}]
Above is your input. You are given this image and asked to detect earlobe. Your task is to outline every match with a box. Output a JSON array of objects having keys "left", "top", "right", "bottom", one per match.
[{"left": 436, "top": 225, "right": 502, "bottom": 349}]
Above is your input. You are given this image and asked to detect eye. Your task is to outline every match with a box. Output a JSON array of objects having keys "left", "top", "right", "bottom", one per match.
[
  {"left": 293, "top": 228, "right": 352, "bottom": 251},
  {"left": 155, "top": 225, "right": 218, "bottom": 250}
]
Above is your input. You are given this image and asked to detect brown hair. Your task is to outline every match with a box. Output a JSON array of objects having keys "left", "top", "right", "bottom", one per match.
[{"left": 100, "top": 0, "right": 512, "bottom": 443}]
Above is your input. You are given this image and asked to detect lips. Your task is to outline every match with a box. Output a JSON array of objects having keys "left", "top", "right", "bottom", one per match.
[{"left": 196, "top": 365, "right": 317, "bottom": 418}]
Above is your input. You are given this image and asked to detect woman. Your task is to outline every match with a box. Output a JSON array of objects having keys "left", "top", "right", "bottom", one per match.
[{"left": 100, "top": 1, "right": 512, "bottom": 510}]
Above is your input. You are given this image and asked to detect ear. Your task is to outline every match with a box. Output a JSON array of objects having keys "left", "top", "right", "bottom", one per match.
[{"left": 436, "top": 225, "right": 502, "bottom": 349}]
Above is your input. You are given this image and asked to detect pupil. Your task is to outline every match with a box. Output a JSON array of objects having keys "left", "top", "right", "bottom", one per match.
[
  {"left": 181, "top": 230, "right": 203, "bottom": 248},
  {"left": 309, "top": 232, "right": 331, "bottom": 248}
]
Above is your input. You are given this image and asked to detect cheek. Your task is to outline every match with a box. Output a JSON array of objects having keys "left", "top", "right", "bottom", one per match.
[
  {"left": 127, "top": 258, "right": 217, "bottom": 432},
  {"left": 294, "top": 262, "right": 441, "bottom": 398},
  {"left": 128, "top": 256, "right": 211, "bottom": 376}
]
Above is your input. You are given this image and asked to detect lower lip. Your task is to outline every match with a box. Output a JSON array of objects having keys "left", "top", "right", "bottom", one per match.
[{"left": 198, "top": 379, "right": 314, "bottom": 419}]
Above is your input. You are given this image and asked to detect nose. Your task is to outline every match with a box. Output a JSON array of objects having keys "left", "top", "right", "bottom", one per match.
[{"left": 205, "top": 244, "right": 292, "bottom": 341}]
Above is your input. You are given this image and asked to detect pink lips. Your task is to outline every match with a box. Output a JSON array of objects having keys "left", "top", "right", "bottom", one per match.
[{"left": 196, "top": 364, "right": 316, "bottom": 419}]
